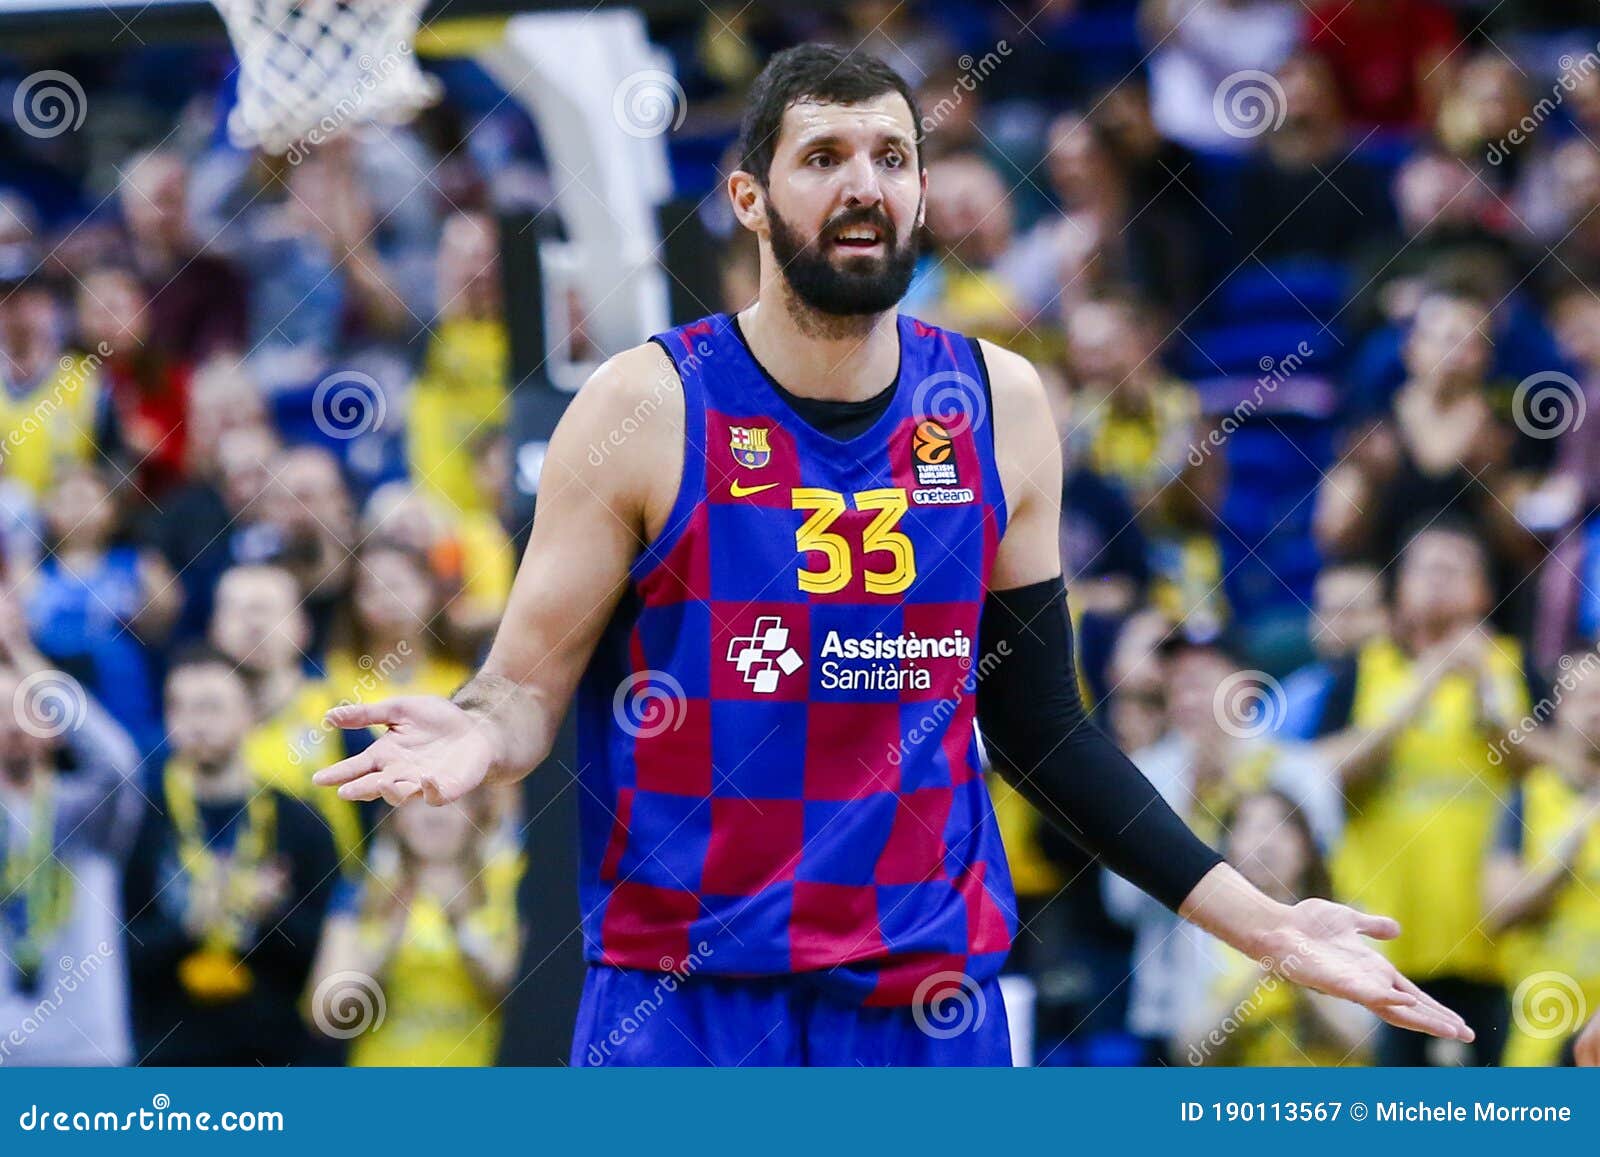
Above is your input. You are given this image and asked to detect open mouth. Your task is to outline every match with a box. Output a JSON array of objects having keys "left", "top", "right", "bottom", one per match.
[{"left": 829, "top": 223, "right": 887, "bottom": 252}]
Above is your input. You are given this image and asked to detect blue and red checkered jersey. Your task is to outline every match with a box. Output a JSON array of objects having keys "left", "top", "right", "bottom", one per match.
[{"left": 574, "top": 311, "right": 1017, "bottom": 1005}]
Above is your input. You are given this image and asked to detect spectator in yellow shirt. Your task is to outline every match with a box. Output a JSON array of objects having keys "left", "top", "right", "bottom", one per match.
[
  {"left": 1314, "top": 522, "right": 1533, "bottom": 1065},
  {"left": 211, "top": 563, "right": 373, "bottom": 874},
  {"left": 1485, "top": 662, "right": 1600, "bottom": 1066},
  {"left": 406, "top": 211, "right": 508, "bottom": 522},
  {"left": 309, "top": 792, "right": 523, "bottom": 1066},
  {"left": 1177, "top": 789, "right": 1377, "bottom": 1067},
  {"left": 0, "top": 276, "right": 100, "bottom": 498}
]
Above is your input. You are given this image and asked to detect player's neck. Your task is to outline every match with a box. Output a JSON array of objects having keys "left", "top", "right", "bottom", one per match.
[{"left": 738, "top": 293, "right": 900, "bottom": 404}]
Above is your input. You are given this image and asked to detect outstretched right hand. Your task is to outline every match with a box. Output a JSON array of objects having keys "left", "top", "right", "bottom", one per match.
[{"left": 313, "top": 696, "right": 499, "bottom": 807}]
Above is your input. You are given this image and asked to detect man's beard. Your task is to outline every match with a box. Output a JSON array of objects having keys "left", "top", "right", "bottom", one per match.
[{"left": 767, "top": 202, "right": 919, "bottom": 317}]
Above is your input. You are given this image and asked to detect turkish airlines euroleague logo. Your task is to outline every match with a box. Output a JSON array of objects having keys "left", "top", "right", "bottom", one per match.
[{"left": 912, "top": 419, "right": 959, "bottom": 488}]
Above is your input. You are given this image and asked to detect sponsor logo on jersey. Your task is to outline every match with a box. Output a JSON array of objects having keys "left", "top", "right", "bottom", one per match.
[
  {"left": 912, "top": 419, "right": 959, "bottom": 488},
  {"left": 816, "top": 627, "right": 970, "bottom": 691},
  {"left": 912, "top": 487, "right": 975, "bottom": 506},
  {"left": 729, "top": 425, "right": 771, "bottom": 469},
  {"left": 726, "top": 616, "right": 803, "bottom": 693}
]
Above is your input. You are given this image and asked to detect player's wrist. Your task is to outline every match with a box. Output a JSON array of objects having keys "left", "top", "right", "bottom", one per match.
[{"left": 1178, "top": 861, "right": 1294, "bottom": 961}]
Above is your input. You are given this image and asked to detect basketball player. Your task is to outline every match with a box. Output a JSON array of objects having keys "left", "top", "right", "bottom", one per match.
[{"left": 316, "top": 45, "right": 1472, "bottom": 1064}]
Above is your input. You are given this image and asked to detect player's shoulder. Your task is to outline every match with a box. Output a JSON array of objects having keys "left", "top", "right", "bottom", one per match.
[
  {"left": 972, "top": 338, "right": 1046, "bottom": 402},
  {"left": 582, "top": 340, "right": 685, "bottom": 410},
  {"left": 557, "top": 340, "right": 686, "bottom": 452},
  {"left": 972, "top": 338, "right": 1052, "bottom": 445}
]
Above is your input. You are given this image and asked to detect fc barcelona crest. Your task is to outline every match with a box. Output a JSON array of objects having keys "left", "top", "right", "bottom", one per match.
[{"left": 729, "top": 426, "right": 771, "bottom": 469}]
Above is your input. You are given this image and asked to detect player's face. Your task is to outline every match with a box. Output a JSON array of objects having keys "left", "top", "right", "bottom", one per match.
[{"left": 761, "top": 94, "right": 924, "bottom": 316}]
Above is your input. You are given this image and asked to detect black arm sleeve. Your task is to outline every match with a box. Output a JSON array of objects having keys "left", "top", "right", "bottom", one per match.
[{"left": 976, "top": 577, "right": 1223, "bottom": 912}]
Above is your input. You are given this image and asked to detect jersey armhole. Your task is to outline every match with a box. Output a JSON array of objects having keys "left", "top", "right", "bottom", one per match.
[
  {"left": 965, "top": 334, "right": 1008, "bottom": 540},
  {"left": 628, "top": 336, "right": 704, "bottom": 584}
]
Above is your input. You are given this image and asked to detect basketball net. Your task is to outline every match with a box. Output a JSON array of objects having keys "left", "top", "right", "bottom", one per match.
[{"left": 212, "top": 0, "right": 442, "bottom": 154}]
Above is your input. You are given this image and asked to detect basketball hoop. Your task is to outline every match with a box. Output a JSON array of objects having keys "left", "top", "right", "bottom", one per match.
[{"left": 212, "top": 0, "right": 442, "bottom": 155}]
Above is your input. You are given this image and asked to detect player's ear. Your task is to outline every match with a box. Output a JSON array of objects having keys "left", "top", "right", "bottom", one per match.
[
  {"left": 728, "top": 169, "right": 767, "bottom": 235},
  {"left": 915, "top": 167, "right": 928, "bottom": 231}
]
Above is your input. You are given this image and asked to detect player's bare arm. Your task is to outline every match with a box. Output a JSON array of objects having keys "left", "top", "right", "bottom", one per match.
[
  {"left": 313, "top": 342, "right": 684, "bottom": 807},
  {"left": 978, "top": 338, "right": 1473, "bottom": 1044}
]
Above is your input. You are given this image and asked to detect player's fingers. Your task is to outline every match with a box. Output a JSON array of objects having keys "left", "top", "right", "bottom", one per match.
[
  {"left": 1576, "top": 1023, "right": 1600, "bottom": 1066},
  {"left": 1392, "top": 973, "right": 1473, "bottom": 1039},
  {"left": 312, "top": 749, "right": 377, "bottom": 788},
  {"left": 324, "top": 698, "right": 411, "bottom": 731},
  {"left": 334, "top": 765, "right": 419, "bottom": 804},
  {"left": 420, "top": 774, "right": 454, "bottom": 807},
  {"left": 1375, "top": 1001, "right": 1463, "bottom": 1040},
  {"left": 1352, "top": 910, "right": 1401, "bottom": 940},
  {"left": 375, "top": 777, "right": 421, "bottom": 807}
]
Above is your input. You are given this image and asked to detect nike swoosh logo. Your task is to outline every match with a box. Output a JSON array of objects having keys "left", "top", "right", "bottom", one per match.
[{"left": 729, "top": 480, "right": 779, "bottom": 498}]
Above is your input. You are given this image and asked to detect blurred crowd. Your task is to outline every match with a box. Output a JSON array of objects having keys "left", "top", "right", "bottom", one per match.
[{"left": 6, "top": 0, "right": 1600, "bottom": 1067}]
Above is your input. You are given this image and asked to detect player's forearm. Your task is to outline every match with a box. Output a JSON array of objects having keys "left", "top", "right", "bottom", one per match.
[
  {"left": 1177, "top": 862, "right": 1295, "bottom": 963},
  {"left": 976, "top": 579, "right": 1223, "bottom": 911},
  {"left": 451, "top": 671, "right": 561, "bottom": 785}
]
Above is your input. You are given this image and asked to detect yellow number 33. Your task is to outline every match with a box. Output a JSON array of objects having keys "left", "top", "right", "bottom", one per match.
[{"left": 792, "top": 487, "right": 914, "bottom": 596}]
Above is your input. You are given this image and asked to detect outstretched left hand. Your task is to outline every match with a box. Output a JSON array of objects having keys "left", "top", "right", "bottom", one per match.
[{"left": 1258, "top": 898, "right": 1474, "bottom": 1042}]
